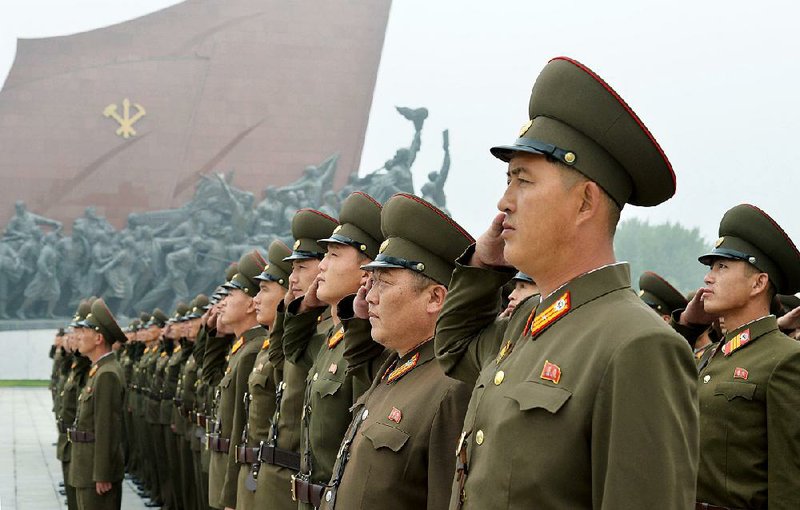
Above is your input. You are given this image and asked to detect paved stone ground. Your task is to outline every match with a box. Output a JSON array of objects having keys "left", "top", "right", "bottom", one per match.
[{"left": 0, "top": 387, "right": 147, "bottom": 510}]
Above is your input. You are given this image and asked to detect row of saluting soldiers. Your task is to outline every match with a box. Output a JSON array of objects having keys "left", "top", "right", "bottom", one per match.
[{"left": 49, "top": 55, "right": 800, "bottom": 510}]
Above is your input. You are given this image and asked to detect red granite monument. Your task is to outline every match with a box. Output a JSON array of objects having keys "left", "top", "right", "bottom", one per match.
[{"left": 0, "top": 0, "right": 391, "bottom": 229}]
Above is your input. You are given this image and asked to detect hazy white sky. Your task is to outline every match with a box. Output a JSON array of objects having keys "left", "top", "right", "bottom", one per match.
[{"left": 1, "top": 0, "right": 799, "bottom": 245}]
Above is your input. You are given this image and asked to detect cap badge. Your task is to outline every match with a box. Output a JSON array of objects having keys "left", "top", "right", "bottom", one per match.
[
  {"left": 293, "top": 240, "right": 301, "bottom": 250},
  {"left": 733, "top": 367, "right": 749, "bottom": 380},
  {"left": 715, "top": 237, "right": 725, "bottom": 248},
  {"left": 518, "top": 119, "right": 533, "bottom": 137},
  {"left": 379, "top": 239, "right": 390, "bottom": 254},
  {"left": 540, "top": 360, "right": 562, "bottom": 384},
  {"left": 388, "top": 407, "right": 403, "bottom": 424},
  {"left": 333, "top": 225, "right": 343, "bottom": 234},
  {"left": 526, "top": 291, "right": 571, "bottom": 338},
  {"left": 723, "top": 328, "right": 751, "bottom": 356}
]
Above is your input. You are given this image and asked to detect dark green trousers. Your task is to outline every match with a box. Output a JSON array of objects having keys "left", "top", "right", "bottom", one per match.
[{"left": 76, "top": 482, "right": 122, "bottom": 510}]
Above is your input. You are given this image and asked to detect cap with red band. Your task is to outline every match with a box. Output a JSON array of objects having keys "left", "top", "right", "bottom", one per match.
[{"left": 491, "top": 56, "right": 675, "bottom": 208}]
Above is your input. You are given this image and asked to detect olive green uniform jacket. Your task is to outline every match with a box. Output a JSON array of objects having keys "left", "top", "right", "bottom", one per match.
[
  {"left": 69, "top": 352, "right": 126, "bottom": 488},
  {"left": 321, "top": 339, "right": 470, "bottom": 510},
  {"left": 255, "top": 306, "right": 331, "bottom": 510},
  {"left": 697, "top": 315, "right": 800, "bottom": 509},
  {"left": 208, "top": 326, "right": 265, "bottom": 509},
  {"left": 56, "top": 354, "right": 91, "bottom": 467},
  {"left": 434, "top": 254, "right": 699, "bottom": 509},
  {"left": 287, "top": 295, "right": 387, "bottom": 502}
]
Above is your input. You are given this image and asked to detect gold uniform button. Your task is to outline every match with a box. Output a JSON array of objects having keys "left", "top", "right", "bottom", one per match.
[
  {"left": 494, "top": 371, "right": 505, "bottom": 385},
  {"left": 475, "top": 430, "right": 484, "bottom": 445},
  {"left": 703, "top": 375, "right": 711, "bottom": 384}
]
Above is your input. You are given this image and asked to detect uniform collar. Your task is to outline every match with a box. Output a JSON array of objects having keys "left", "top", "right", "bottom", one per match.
[
  {"left": 720, "top": 315, "right": 778, "bottom": 356},
  {"left": 93, "top": 350, "right": 115, "bottom": 368},
  {"left": 241, "top": 325, "right": 269, "bottom": 342},
  {"left": 526, "top": 263, "right": 631, "bottom": 338}
]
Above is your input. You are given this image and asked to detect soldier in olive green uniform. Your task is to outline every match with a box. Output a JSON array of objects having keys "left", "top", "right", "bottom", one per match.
[
  {"left": 208, "top": 250, "right": 269, "bottom": 509},
  {"left": 141, "top": 308, "right": 169, "bottom": 506},
  {"left": 234, "top": 240, "right": 291, "bottom": 510},
  {"left": 69, "top": 298, "right": 127, "bottom": 510},
  {"left": 434, "top": 57, "right": 698, "bottom": 509},
  {"left": 57, "top": 301, "right": 93, "bottom": 510},
  {"left": 255, "top": 208, "right": 337, "bottom": 510},
  {"left": 676, "top": 204, "right": 800, "bottom": 509},
  {"left": 288, "top": 192, "right": 388, "bottom": 509},
  {"left": 321, "top": 193, "right": 473, "bottom": 510},
  {"left": 638, "top": 271, "right": 688, "bottom": 321},
  {"left": 173, "top": 295, "right": 207, "bottom": 510}
]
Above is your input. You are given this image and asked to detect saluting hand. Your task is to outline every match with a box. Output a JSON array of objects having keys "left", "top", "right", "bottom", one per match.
[
  {"left": 353, "top": 278, "right": 372, "bottom": 320},
  {"left": 470, "top": 213, "right": 511, "bottom": 269},
  {"left": 679, "top": 288, "right": 717, "bottom": 326},
  {"left": 299, "top": 275, "right": 325, "bottom": 311},
  {"left": 778, "top": 305, "right": 800, "bottom": 331}
]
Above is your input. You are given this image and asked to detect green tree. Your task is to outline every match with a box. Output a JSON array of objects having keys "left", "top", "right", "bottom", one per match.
[{"left": 614, "top": 218, "right": 711, "bottom": 295}]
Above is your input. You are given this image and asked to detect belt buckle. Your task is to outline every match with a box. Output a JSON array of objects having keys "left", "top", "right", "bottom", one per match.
[
  {"left": 66, "top": 427, "right": 74, "bottom": 443},
  {"left": 290, "top": 474, "right": 297, "bottom": 501}
]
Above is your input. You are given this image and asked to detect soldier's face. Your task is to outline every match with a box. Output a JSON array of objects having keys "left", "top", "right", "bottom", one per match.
[
  {"left": 221, "top": 289, "right": 255, "bottom": 327},
  {"left": 366, "top": 269, "right": 441, "bottom": 352},
  {"left": 288, "top": 258, "right": 321, "bottom": 301},
  {"left": 75, "top": 328, "right": 100, "bottom": 355},
  {"left": 701, "top": 259, "right": 765, "bottom": 315},
  {"left": 254, "top": 281, "right": 284, "bottom": 327},
  {"left": 498, "top": 154, "right": 578, "bottom": 277},
  {"left": 507, "top": 281, "right": 539, "bottom": 313},
  {"left": 317, "top": 244, "right": 368, "bottom": 305}
]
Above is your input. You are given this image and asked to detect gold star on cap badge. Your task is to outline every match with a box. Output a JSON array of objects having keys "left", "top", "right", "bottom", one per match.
[
  {"left": 293, "top": 240, "right": 301, "bottom": 250},
  {"left": 715, "top": 237, "right": 725, "bottom": 248},
  {"left": 379, "top": 240, "right": 390, "bottom": 253}
]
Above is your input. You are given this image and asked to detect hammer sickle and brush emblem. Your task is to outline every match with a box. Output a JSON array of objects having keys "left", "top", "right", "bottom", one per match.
[{"left": 103, "top": 98, "right": 146, "bottom": 138}]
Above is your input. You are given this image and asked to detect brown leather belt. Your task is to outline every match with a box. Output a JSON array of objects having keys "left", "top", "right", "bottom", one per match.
[
  {"left": 235, "top": 445, "right": 259, "bottom": 464},
  {"left": 695, "top": 504, "right": 735, "bottom": 510},
  {"left": 291, "top": 475, "right": 325, "bottom": 506},
  {"left": 207, "top": 435, "right": 230, "bottom": 453},
  {"left": 67, "top": 429, "right": 95, "bottom": 443},
  {"left": 257, "top": 443, "right": 301, "bottom": 471}
]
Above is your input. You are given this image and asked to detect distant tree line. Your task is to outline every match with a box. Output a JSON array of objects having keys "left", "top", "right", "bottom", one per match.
[{"left": 615, "top": 218, "right": 711, "bottom": 295}]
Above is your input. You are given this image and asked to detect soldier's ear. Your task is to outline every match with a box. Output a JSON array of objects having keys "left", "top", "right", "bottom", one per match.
[{"left": 426, "top": 284, "right": 448, "bottom": 314}]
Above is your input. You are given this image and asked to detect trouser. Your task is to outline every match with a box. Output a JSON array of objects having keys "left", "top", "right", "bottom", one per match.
[
  {"left": 163, "top": 425, "right": 182, "bottom": 509},
  {"left": 192, "top": 442, "right": 210, "bottom": 510},
  {"left": 62, "top": 461, "right": 78, "bottom": 510},
  {"left": 142, "top": 420, "right": 160, "bottom": 498},
  {"left": 149, "top": 422, "right": 171, "bottom": 506},
  {"left": 178, "top": 433, "right": 197, "bottom": 510},
  {"left": 75, "top": 482, "right": 122, "bottom": 510}
]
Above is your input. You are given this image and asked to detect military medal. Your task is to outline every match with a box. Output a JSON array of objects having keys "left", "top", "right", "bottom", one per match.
[
  {"left": 383, "top": 353, "right": 420, "bottom": 384},
  {"left": 261, "top": 338, "right": 270, "bottom": 350},
  {"left": 388, "top": 407, "right": 402, "bottom": 424},
  {"left": 733, "top": 367, "right": 749, "bottom": 380},
  {"left": 328, "top": 327, "right": 344, "bottom": 349},
  {"left": 230, "top": 337, "right": 245, "bottom": 355},
  {"left": 526, "top": 291, "right": 571, "bottom": 338},
  {"left": 540, "top": 360, "right": 562, "bottom": 384},
  {"left": 722, "top": 328, "right": 750, "bottom": 356}
]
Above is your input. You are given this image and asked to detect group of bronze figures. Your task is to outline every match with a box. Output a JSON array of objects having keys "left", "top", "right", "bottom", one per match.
[
  {"left": 39, "top": 55, "right": 800, "bottom": 510},
  {"left": 1, "top": 106, "right": 450, "bottom": 320}
]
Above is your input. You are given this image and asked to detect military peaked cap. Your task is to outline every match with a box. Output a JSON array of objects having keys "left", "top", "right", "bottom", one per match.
[
  {"left": 255, "top": 240, "right": 292, "bottom": 288},
  {"left": 79, "top": 298, "right": 126, "bottom": 344},
  {"left": 284, "top": 209, "right": 338, "bottom": 261},
  {"left": 491, "top": 56, "right": 675, "bottom": 207},
  {"left": 699, "top": 204, "right": 800, "bottom": 294},
  {"left": 363, "top": 193, "right": 474, "bottom": 286},
  {"left": 638, "top": 271, "right": 688, "bottom": 315},
  {"left": 225, "top": 250, "right": 267, "bottom": 297},
  {"left": 318, "top": 192, "right": 384, "bottom": 259}
]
